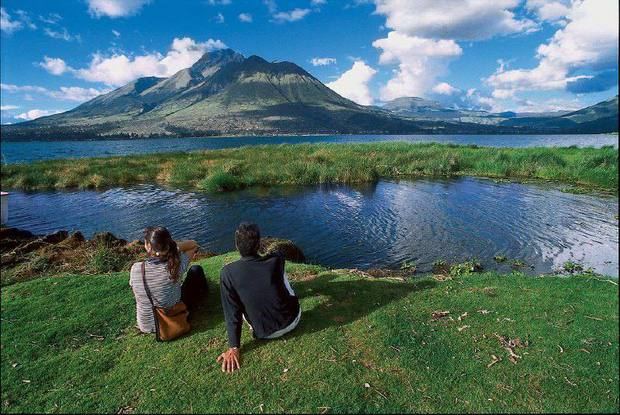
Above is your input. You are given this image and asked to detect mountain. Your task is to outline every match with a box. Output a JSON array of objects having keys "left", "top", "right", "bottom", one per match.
[
  {"left": 2, "top": 49, "right": 439, "bottom": 139},
  {"left": 381, "top": 95, "right": 618, "bottom": 133},
  {"left": 498, "top": 95, "right": 619, "bottom": 133},
  {"left": 381, "top": 97, "right": 489, "bottom": 120},
  {"left": 2, "top": 49, "right": 617, "bottom": 140}
]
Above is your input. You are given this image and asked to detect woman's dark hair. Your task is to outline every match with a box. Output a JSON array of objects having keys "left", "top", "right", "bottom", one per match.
[
  {"left": 144, "top": 226, "right": 181, "bottom": 281},
  {"left": 235, "top": 222, "right": 261, "bottom": 257}
]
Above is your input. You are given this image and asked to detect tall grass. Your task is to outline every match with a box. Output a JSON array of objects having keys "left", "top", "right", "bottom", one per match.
[{"left": 1, "top": 142, "right": 617, "bottom": 192}]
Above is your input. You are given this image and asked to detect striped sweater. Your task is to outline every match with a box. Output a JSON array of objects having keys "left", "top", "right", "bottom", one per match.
[{"left": 129, "top": 253, "right": 190, "bottom": 333}]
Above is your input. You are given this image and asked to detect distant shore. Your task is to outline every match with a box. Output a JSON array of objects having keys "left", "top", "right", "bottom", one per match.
[{"left": 1, "top": 142, "right": 617, "bottom": 192}]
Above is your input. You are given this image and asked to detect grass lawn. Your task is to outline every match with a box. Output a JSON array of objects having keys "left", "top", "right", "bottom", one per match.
[
  {"left": 1, "top": 253, "right": 618, "bottom": 413},
  {"left": 1, "top": 142, "right": 617, "bottom": 193}
]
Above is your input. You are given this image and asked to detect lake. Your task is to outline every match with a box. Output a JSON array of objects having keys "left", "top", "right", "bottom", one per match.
[
  {"left": 5, "top": 178, "right": 618, "bottom": 276},
  {"left": 1, "top": 133, "right": 617, "bottom": 164}
]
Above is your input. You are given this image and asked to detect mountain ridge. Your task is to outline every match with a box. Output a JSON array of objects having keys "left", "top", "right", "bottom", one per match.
[{"left": 1, "top": 49, "right": 617, "bottom": 140}]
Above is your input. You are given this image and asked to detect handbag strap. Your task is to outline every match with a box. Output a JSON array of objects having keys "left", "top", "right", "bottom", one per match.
[{"left": 141, "top": 261, "right": 156, "bottom": 308}]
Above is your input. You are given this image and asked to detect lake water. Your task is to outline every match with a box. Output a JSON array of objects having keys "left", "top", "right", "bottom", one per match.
[
  {"left": 1, "top": 133, "right": 617, "bottom": 164},
  {"left": 5, "top": 178, "right": 618, "bottom": 276}
]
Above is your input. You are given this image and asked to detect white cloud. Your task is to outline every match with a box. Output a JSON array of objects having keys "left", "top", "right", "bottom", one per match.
[
  {"left": 44, "top": 27, "right": 80, "bottom": 42},
  {"left": 238, "top": 13, "right": 253, "bottom": 23},
  {"left": 1, "top": 8, "right": 22, "bottom": 33},
  {"left": 1, "top": 8, "right": 36, "bottom": 33},
  {"left": 112, "top": 29, "right": 120, "bottom": 37},
  {"left": 49, "top": 86, "right": 110, "bottom": 102},
  {"left": 39, "top": 56, "right": 70, "bottom": 75},
  {"left": 207, "top": 0, "right": 232, "bottom": 5},
  {"left": 1, "top": 83, "right": 109, "bottom": 102},
  {"left": 0, "top": 105, "right": 19, "bottom": 111},
  {"left": 311, "top": 0, "right": 327, "bottom": 5},
  {"left": 526, "top": 0, "right": 571, "bottom": 22},
  {"left": 373, "top": 0, "right": 537, "bottom": 41},
  {"left": 39, "top": 13, "right": 62, "bottom": 25},
  {"left": 311, "top": 57, "right": 336, "bottom": 66},
  {"left": 373, "top": 31, "right": 462, "bottom": 100},
  {"left": 15, "top": 109, "right": 63, "bottom": 120},
  {"left": 432, "top": 82, "right": 459, "bottom": 95},
  {"left": 272, "top": 8, "right": 311, "bottom": 22},
  {"left": 47, "top": 37, "right": 226, "bottom": 87},
  {"left": 87, "top": 0, "right": 151, "bottom": 18},
  {"left": 486, "top": 0, "right": 619, "bottom": 96},
  {"left": 326, "top": 60, "right": 377, "bottom": 105},
  {"left": 215, "top": 13, "right": 225, "bottom": 23},
  {"left": 370, "top": 0, "right": 536, "bottom": 101}
]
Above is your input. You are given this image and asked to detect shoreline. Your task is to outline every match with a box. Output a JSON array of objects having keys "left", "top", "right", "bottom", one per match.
[{"left": 1, "top": 142, "right": 617, "bottom": 193}]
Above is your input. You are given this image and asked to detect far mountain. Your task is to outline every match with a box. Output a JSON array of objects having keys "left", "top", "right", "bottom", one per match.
[{"left": 381, "top": 95, "right": 618, "bottom": 133}]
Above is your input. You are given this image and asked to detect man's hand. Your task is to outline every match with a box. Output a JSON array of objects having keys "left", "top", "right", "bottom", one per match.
[{"left": 216, "top": 347, "right": 241, "bottom": 373}]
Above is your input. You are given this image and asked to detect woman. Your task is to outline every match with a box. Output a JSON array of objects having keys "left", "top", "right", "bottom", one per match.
[{"left": 129, "top": 226, "right": 207, "bottom": 334}]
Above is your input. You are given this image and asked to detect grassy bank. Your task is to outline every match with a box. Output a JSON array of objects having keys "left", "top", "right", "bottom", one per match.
[
  {"left": 1, "top": 253, "right": 618, "bottom": 413},
  {"left": 1, "top": 142, "right": 617, "bottom": 192}
]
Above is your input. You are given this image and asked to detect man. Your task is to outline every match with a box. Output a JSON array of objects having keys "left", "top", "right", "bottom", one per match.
[{"left": 217, "top": 223, "right": 301, "bottom": 373}]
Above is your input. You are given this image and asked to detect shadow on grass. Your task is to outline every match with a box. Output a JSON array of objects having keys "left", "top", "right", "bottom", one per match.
[{"left": 189, "top": 271, "right": 436, "bottom": 354}]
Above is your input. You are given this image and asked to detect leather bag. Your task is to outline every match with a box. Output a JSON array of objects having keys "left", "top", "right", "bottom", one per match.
[{"left": 141, "top": 261, "right": 190, "bottom": 341}]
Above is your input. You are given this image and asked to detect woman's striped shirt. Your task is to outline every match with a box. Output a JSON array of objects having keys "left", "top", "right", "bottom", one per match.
[{"left": 129, "top": 253, "right": 190, "bottom": 333}]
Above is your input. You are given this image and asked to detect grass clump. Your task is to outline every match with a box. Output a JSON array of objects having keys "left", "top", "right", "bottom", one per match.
[
  {"left": 1, "top": 252, "right": 618, "bottom": 413},
  {"left": 2, "top": 142, "right": 617, "bottom": 193}
]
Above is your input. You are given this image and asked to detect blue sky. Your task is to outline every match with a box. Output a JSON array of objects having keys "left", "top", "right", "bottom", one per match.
[{"left": 0, "top": 0, "right": 617, "bottom": 123}]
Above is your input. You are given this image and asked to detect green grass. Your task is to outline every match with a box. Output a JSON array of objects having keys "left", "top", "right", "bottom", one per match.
[
  {"left": 1, "top": 253, "right": 618, "bottom": 413},
  {"left": 1, "top": 143, "right": 617, "bottom": 192}
]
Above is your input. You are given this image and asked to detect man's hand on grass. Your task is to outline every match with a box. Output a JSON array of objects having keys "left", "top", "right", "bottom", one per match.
[{"left": 216, "top": 347, "right": 240, "bottom": 373}]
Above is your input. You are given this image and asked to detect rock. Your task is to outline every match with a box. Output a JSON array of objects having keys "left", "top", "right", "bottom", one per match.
[
  {"left": 0, "top": 228, "right": 37, "bottom": 253},
  {"left": 0, "top": 227, "right": 36, "bottom": 241},
  {"left": 259, "top": 238, "right": 305, "bottom": 263},
  {"left": 41, "top": 231, "right": 69, "bottom": 245},
  {"left": 91, "top": 232, "right": 127, "bottom": 247}
]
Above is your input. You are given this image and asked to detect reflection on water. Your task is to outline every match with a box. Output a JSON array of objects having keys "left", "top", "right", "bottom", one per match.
[
  {"left": 6, "top": 178, "right": 619, "bottom": 276},
  {"left": 1, "top": 133, "right": 618, "bottom": 164}
]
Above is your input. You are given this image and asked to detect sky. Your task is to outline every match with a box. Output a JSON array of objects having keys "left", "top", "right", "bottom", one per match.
[{"left": 0, "top": 0, "right": 618, "bottom": 124}]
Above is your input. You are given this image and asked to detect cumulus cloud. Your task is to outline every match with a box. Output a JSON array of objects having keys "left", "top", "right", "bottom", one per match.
[
  {"left": 207, "top": 0, "right": 232, "bottom": 5},
  {"left": 1, "top": 83, "right": 109, "bottom": 102},
  {"left": 432, "top": 82, "right": 459, "bottom": 95},
  {"left": 39, "top": 56, "right": 70, "bottom": 75},
  {"left": 15, "top": 109, "right": 64, "bottom": 121},
  {"left": 326, "top": 60, "right": 377, "bottom": 105},
  {"left": 87, "top": 0, "right": 151, "bottom": 18},
  {"left": 374, "top": 0, "right": 536, "bottom": 41},
  {"left": 43, "top": 37, "right": 227, "bottom": 87},
  {"left": 487, "top": 0, "right": 619, "bottom": 97},
  {"left": 272, "top": 8, "right": 311, "bottom": 22},
  {"left": 238, "top": 13, "right": 253, "bottom": 23},
  {"left": 526, "top": 0, "right": 571, "bottom": 23},
  {"left": 373, "top": 31, "right": 462, "bottom": 100},
  {"left": 311, "top": 0, "right": 327, "bottom": 5},
  {"left": 0, "top": 105, "right": 19, "bottom": 111},
  {"left": 371, "top": 0, "right": 536, "bottom": 101},
  {"left": 311, "top": 57, "right": 336, "bottom": 66}
]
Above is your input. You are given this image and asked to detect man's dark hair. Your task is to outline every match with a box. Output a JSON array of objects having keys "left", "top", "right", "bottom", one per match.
[{"left": 235, "top": 222, "right": 261, "bottom": 257}]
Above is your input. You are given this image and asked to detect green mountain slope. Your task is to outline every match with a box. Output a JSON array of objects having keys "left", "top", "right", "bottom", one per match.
[
  {"left": 1, "top": 49, "right": 617, "bottom": 139},
  {"left": 2, "top": 49, "right": 430, "bottom": 139}
]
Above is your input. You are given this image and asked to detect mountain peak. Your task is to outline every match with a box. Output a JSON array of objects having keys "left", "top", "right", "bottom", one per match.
[{"left": 190, "top": 48, "right": 244, "bottom": 78}]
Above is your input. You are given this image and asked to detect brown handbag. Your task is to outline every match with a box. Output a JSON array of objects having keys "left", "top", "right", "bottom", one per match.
[{"left": 141, "top": 262, "right": 190, "bottom": 341}]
